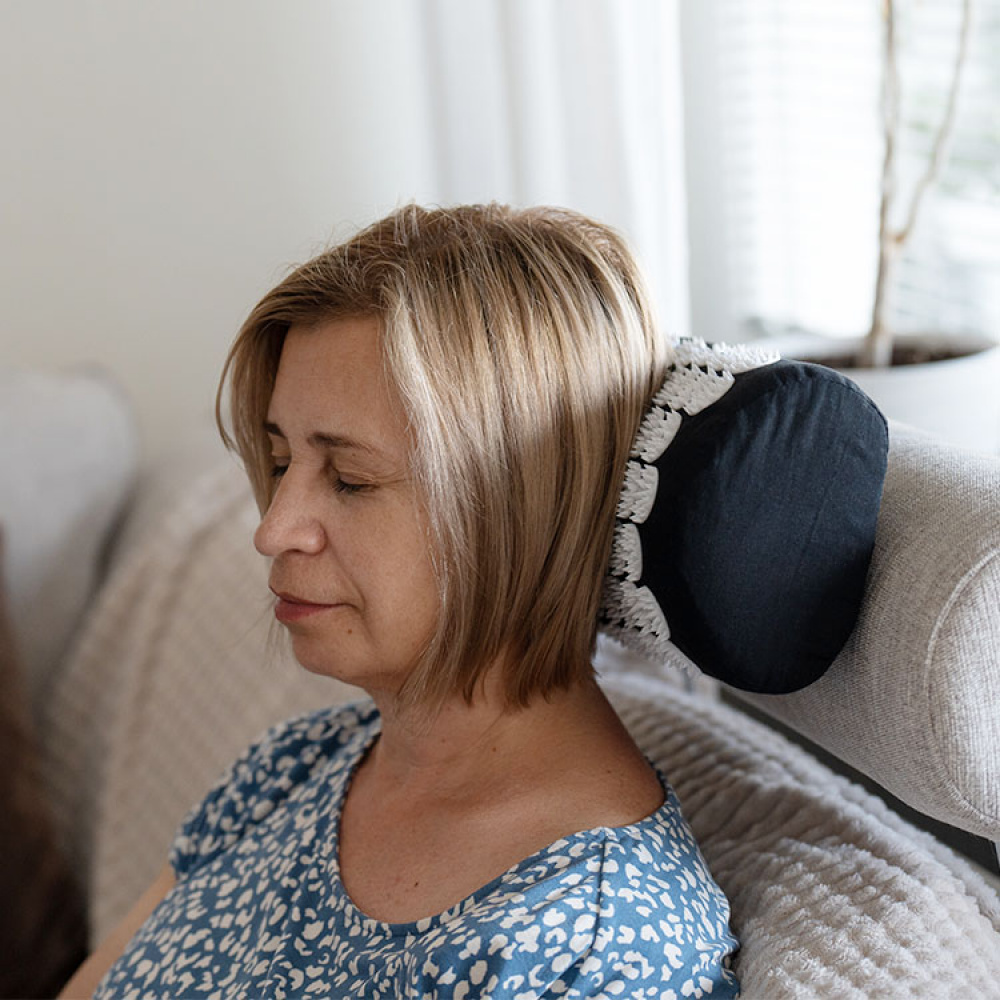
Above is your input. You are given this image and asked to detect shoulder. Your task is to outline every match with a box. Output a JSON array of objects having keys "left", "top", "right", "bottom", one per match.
[
  {"left": 586, "top": 792, "right": 741, "bottom": 979},
  {"left": 170, "top": 699, "right": 376, "bottom": 878},
  {"left": 425, "top": 786, "right": 740, "bottom": 997},
  {"left": 560, "top": 797, "right": 740, "bottom": 996}
]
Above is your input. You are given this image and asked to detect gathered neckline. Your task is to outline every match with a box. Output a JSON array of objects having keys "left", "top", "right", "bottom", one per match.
[{"left": 325, "top": 704, "right": 673, "bottom": 937}]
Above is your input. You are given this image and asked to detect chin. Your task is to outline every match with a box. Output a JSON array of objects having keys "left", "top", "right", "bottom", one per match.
[{"left": 287, "top": 634, "right": 397, "bottom": 695}]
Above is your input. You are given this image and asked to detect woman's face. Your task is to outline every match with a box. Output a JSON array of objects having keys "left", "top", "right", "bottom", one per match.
[{"left": 254, "top": 316, "right": 440, "bottom": 696}]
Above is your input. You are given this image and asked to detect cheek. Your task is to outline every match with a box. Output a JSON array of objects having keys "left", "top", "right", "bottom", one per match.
[
  {"left": 371, "top": 533, "right": 440, "bottom": 641},
  {"left": 339, "top": 504, "right": 440, "bottom": 635}
]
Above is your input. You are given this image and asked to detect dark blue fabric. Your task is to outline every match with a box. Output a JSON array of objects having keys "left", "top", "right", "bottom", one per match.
[{"left": 641, "top": 360, "right": 888, "bottom": 693}]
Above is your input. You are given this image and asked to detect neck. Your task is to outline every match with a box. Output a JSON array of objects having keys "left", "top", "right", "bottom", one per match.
[{"left": 362, "top": 672, "right": 629, "bottom": 803}]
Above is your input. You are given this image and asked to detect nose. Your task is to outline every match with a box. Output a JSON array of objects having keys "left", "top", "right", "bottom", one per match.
[{"left": 253, "top": 471, "right": 326, "bottom": 557}]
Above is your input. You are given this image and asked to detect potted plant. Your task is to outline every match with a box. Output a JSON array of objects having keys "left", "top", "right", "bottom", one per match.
[{"left": 789, "top": 0, "right": 1000, "bottom": 453}]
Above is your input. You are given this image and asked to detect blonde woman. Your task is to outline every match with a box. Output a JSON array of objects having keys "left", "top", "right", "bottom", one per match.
[{"left": 63, "top": 205, "right": 739, "bottom": 998}]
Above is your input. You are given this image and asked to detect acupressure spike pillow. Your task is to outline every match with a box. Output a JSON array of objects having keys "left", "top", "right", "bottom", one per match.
[{"left": 601, "top": 342, "right": 889, "bottom": 694}]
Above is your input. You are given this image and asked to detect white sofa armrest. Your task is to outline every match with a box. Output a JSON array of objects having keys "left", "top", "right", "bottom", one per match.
[{"left": 734, "top": 422, "right": 1000, "bottom": 841}]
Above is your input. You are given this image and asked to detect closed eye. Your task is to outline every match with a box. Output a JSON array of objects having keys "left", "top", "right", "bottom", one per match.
[
  {"left": 269, "top": 461, "right": 372, "bottom": 497},
  {"left": 332, "top": 476, "right": 372, "bottom": 496}
]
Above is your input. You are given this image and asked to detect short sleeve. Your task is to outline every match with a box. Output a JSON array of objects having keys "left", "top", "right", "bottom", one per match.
[
  {"left": 553, "top": 832, "right": 740, "bottom": 999},
  {"left": 169, "top": 701, "right": 372, "bottom": 880}
]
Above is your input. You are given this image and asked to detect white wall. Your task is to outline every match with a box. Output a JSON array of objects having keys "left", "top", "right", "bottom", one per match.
[
  {"left": 0, "top": 0, "right": 442, "bottom": 465},
  {"left": 2, "top": 0, "right": 692, "bottom": 470}
]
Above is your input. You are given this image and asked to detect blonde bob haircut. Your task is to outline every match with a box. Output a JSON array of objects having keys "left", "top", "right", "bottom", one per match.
[{"left": 218, "top": 203, "right": 669, "bottom": 710}]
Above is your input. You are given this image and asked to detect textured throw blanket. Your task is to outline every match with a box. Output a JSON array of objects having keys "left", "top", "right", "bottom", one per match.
[{"left": 606, "top": 673, "right": 1000, "bottom": 998}]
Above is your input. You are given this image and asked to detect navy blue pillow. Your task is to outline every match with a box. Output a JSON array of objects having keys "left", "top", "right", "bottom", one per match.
[{"left": 639, "top": 360, "right": 888, "bottom": 694}]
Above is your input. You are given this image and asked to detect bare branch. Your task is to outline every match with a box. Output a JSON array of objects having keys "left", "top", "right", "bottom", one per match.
[
  {"left": 863, "top": 0, "right": 974, "bottom": 367},
  {"left": 895, "top": 0, "right": 974, "bottom": 246},
  {"left": 863, "top": 0, "right": 901, "bottom": 365}
]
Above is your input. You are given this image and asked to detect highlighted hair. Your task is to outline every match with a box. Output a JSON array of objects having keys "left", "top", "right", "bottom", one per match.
[{"left": 219, "top": 204, "right": 668, "bottom": 709}]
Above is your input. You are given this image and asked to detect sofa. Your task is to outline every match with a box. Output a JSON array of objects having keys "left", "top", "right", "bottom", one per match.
[{"left": 4, "top": 365, "right": 1000, "bottom": 998}]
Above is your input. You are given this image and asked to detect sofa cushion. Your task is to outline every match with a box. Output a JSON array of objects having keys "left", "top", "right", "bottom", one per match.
[{"left": 0, "top": 366, "right": 138, "bottom": 719}]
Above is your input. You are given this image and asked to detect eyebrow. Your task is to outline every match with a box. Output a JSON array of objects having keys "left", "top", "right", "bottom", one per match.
[{"left": 264, "top": 421, "right": 382, "bottom": 457}]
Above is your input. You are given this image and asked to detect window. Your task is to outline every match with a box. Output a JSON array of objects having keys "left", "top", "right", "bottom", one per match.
[{"left": 680, "top": 0, "right": 1000, "bottom": 346}]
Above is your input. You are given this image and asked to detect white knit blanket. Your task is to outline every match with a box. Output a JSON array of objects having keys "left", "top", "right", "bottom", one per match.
[
  {"left": 42, "top": 466, "right": 1000, "bottom": 998},
  {"left": 605, "top": 673, "right": 1000, "bottom": 998}
]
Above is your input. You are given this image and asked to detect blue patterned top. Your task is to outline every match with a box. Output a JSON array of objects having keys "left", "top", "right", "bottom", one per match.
[{"left": 94, "top": 701, "right": 740, "bottom": 999}]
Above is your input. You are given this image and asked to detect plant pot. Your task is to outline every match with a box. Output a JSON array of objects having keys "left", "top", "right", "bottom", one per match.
[{"left": 767, "top": 331, "right": 1000, "bottom": 455}]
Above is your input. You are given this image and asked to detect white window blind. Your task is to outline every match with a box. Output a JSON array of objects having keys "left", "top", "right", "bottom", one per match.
[{"left": 680, "top": 0, "right": 1000, "bottom": 345}]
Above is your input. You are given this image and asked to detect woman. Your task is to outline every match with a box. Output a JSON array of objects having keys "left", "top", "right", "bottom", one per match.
[{"left": 63, "top": 205, "right": 739, "bottom": 998}]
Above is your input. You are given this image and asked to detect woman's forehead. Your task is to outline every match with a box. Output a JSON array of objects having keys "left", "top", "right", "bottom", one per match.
[{"left": 267, "top": 318, "right": 407, "bottom": 459}]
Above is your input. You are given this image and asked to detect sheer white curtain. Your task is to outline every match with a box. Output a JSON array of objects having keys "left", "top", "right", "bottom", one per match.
[{"left": 416, "top": 0, "right": 691, "bottom": 335}]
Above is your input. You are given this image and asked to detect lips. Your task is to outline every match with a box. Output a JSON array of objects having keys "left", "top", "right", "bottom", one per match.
[{"left": 270, "top": 589, "right": 343, "bottom": 624}]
